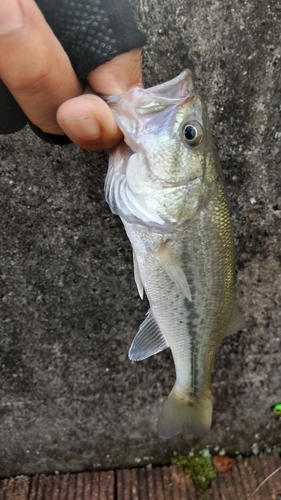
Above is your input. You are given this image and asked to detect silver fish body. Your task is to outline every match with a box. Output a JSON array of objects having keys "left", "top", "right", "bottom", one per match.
[{"left": 104, "top": 70, "right": 244, "bottom": 438}]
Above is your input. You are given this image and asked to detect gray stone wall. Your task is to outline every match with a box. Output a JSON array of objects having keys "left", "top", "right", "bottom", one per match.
[{"left": 0, "top": 0, "right": 280, "bottom": 477}]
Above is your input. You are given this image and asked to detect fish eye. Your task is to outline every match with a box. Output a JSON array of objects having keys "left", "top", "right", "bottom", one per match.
[{"left": 182, "top": 121, "right": 203, "bottom": 147}]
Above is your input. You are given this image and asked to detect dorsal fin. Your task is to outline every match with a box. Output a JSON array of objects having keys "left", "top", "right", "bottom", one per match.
[{"left": 129, "top": 310, "right": 169, "bottom": 361}]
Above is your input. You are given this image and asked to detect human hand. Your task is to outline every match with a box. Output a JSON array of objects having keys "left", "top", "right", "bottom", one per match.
[
  {"left": 57, "top": 49, "right": 142, "bottom": 151},
  {"left": 0, "top": 0, "right": 143, "bottom": 150}
]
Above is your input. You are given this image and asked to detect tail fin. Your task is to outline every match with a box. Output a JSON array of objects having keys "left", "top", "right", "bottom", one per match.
[{"left": 157, "top": 385, "right": 213, "bottom": 439}]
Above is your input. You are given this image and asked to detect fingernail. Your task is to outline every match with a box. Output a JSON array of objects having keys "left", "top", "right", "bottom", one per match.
[
  {"left": 63, "top": 115, "right": 101, "bottom": 141},
  {"left": 0, "top": 0, "right": 24, "bottom": 34}
]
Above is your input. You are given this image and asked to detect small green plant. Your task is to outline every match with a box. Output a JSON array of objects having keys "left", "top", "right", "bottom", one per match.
[
  {"left": 273, "top": 403, "right": 281, "bottom": 417},
  {"left": 173, "top": 453, "right": 217, "bottom": 500}
]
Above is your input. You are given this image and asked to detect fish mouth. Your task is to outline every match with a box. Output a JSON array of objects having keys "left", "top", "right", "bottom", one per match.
[
  {"left": 144, "top": 69, "right": 194, "bottom": 98},
  {"left": 102, "top": 69, "right": 195, "bottom": 105}
]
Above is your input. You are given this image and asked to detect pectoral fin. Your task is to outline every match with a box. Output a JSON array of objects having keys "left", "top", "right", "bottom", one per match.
[
  {"left": 225, "top": 302, "right": 246, "bottom": 336},
  {"left": 155, "top": 246, "right": 192, "bottom": 301},
  {"left": 129, "top": 309, "right": 169, "bottom": 361},
  {"left": 133, "top": 250, "right": 143, "bottom": 299}
]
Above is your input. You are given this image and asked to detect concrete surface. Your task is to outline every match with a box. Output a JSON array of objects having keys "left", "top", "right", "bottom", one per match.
[{"left": 0, "top": 0, "right": 280, "bottom": 477}]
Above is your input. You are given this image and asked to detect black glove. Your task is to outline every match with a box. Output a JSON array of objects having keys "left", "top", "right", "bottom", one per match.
[{"left": 0, "top": 0, "right": 146, "bottom": 144}]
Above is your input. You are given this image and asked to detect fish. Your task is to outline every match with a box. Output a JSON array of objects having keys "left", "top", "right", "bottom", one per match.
[{"left": 104, "top": 70, "right": 245, "bottom": 439}]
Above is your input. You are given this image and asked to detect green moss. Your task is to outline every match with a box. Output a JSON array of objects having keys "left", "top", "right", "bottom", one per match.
[{"left": 173, "top": 454, "right": 217, "bottom": 500}]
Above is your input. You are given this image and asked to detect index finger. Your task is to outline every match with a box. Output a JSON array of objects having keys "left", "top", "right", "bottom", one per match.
[{"left": 0, "top": 0, "right": 83, "bottom": 135}]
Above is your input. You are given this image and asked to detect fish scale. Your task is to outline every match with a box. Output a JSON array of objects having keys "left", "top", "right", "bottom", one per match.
[{"left": 104, "top": 70, "right": 245, "bottom": 438}]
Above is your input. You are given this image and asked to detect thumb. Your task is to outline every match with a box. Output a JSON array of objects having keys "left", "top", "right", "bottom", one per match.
[
  {"left": 88, "top": 48, "right": 143, "bottom": 95},
  {"left": 57, "top": 49, "right": 142, "bottom": 151}
]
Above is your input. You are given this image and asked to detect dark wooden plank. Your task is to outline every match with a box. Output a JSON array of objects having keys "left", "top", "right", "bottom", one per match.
[
  {"left": 82, "top": 473, "right": 92, "bottom": 500},
  {"left": 161, "top": 466, "right": 172, "bottom": 500},
  {"left": 115, "top": 470, "right": 123, "bottom": 500},
  {"left": 252, "top": 456, "right": 273, "bottom": 499},
  {"left": 208, "top": 477, "right": 223, "bottom": 500},
  {"left": 45, "top": 475, "right": 56, "bottom": 500},
  {"left": 0, "top": 478, "right": 10, "bottom": 500},
  {"left": 147, "top": 467, "right": 155, "bottom": 500},
  {"left": 138, "top": 468, "right": 148, "bottom": 500},
  {"left": 91, "top": 472, "right": 100, "bottom": 500},
  {"left": 115, "top": 466, "right": 197, "bottom": 500},
  {"left": 171, "top": 467, "right": 187, "bottom": 500},
  {"left": 221, "top": 468, "right": 238, "bottom": 500},
  {"left": 263, "top": 454, "right": 281, "bottom": 499},
  {"left": 249, "top": 455, "right": 281, "bottom": 499},
  {"left": 1, "top": 455, "right": 281, "bottom": 499},
  {"left": 179, "top": 467, "right": 189, "bottom": 500},
  {"left": 99, "top": 471, "right": 114, "bottom": 500},
  {"left": 65, "top": 473, "right": 76, "bottom": 500},
  {"left": 50, "top": 472, "right": 115, "bottom": 500},
  {"left": 116, "top": 470, "right": 131, "bottom": 500},
  {"left": 153, "top": 467, "right": 165, "bottom": 500},
  {"left": 56, "top": 474, "right": 70, "bottom": 500},
  {"left": 208, "top": 455, "right": 281, "bottom": 500},
  {"left": 0, "top": 477, "right": 30, "bottom": 500},
  {"left": 169, "top": 465, "right": 183, "bottom": 500},
  {"left": 28, "top": 476, "right": 40, "bottom": 500},
  {"left": 131, "top": 468, "right": 140, "bottom": 500},
  {"left": 185, "top": 471, "right": 198, "bottom": 500},
  {"left": 74, "top": 473, "right": 84, "bottom": 500},
  {"left": 15, "top": 477, "right": 31, "bottom": 500},
  {"left": 228, "top": 461, "right": 246, "bottom": 499},
  {"left": 33, "top": 476, "right": 49, "bottom": 500},
  {"left": 234, "top": 459, "right": 249, "bottom": 499},
  {"left": 237, "top": 458, "right": 259, "bottom": 498},
  {"left": 48, "top": 475, "right": 62, "bottom": 500},
  {"left": 209, "top": 459, "right": 239, "bottom": 500}
]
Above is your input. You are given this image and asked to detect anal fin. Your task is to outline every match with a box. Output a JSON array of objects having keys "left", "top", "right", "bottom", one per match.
[{"left": 129, "top": 309, "right": 169, "bottom": 361}]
